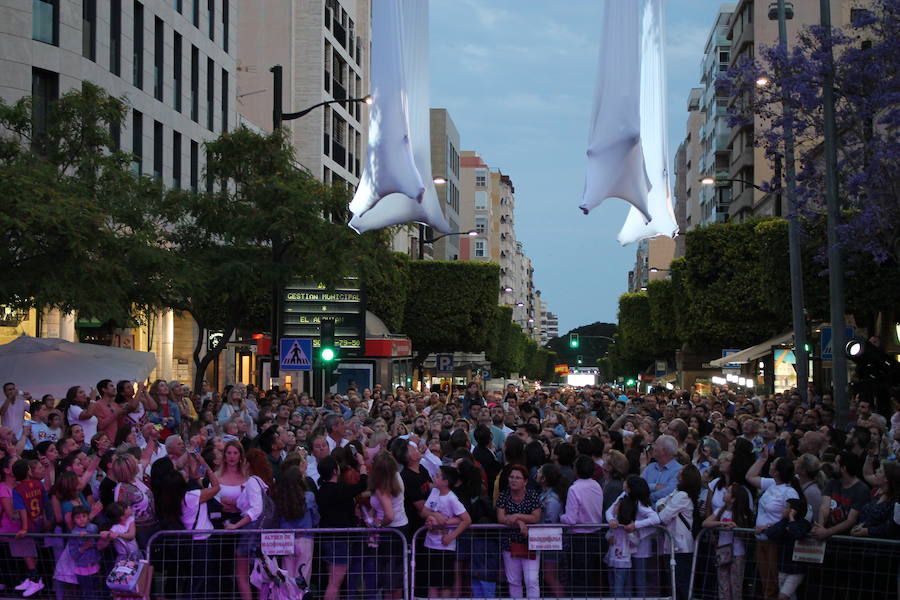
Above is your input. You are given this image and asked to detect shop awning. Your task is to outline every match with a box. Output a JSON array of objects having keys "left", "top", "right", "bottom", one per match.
[{"left": 709, "top": 331, "right": 794, "bottom": 367}]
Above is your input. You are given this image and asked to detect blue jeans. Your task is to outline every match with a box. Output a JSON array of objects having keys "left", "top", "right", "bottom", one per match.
[
  {"left": 632, "top": 557, "right": 650, "bottom": 598},
  {"left": 471, "top": 578, "right": 496, "bottom": 598},
  {"left": 610, "top": 567, "right": 632, "bottom": 597},
  {"left": 674, "top": 553, "right": 693, "bottom": 600}
]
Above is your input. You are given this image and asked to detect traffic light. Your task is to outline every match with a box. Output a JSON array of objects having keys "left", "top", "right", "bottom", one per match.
[
  {"left": 803, "top": 342, "right": 813, "bottom": 358},
  {"left": 569, "top": 333, "right": 580, "bottom": 349},
  {"left": 577, "top": 355, "right": 583, "bottom": 365},
  {"left": 625, "top": 378, "right": 636, "bottom": 387},
  {"left": 320, "top": 318, "right": 337, "bottom": 363}
]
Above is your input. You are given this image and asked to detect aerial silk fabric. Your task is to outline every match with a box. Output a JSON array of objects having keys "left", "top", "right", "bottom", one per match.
[
  {"left": 349, "top": 0, "right": 450, "bottom": 234},
  {"left": 580, "top": 0, "right": 678, "bottom": 245},
  {"left": 618, "top": 0, "right": 678, "bottom": 244}
]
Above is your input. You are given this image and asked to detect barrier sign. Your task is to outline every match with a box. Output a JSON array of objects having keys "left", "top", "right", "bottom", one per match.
[
  {"left": 792, "top": 539, "right": 826, "bottom": 564},
  {"left": 528, "top": 526, "right": 563, "bottom": 551},
  {"left": 261, "top": 531, "right": 295, "bottom": 556}
]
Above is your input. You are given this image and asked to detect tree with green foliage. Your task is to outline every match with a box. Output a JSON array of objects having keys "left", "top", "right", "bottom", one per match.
[
  {"left": 0, "top": 83, "right": 172, "bottom": 323},
  {"left": 166, "top": 127, "right": 393, "bottom": 391},
  {"left": 363, "top": 251, "right": 410, "bottom": 333},
  {"left": 402, "top": 261, "right": 500, "bottom": 372}
]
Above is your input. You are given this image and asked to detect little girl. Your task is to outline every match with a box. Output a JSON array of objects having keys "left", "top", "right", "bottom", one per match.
[
  {"left": 67, "top": 505, "right": 110, "bottom": 598},
  {"left": 421, "top": 466, "right": 471, "bottom": 599},
  {"left": 703, "top": 482, "right": 754, "bottom": 600},
  {"left": 605, "top": 475, "right": 660, "bottom": 598},
  {"left": 104, "top": 501, "right": 139, "bottom": 558}
]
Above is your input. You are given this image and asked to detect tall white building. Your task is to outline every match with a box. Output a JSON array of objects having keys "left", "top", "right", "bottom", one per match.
[
  {"left": 0, "top": 0, "right": 238, "bottom": 382},
  {"left": 237, "top": 0, "right": 369, "bottom": 189},
  {"left": 697, "top": 5, "right": 735, "bottom": 225}
]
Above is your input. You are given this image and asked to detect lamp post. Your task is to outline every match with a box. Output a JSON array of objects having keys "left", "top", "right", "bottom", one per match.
[
  {"left": 819, "top": 0, "right": 849, "bottom": 425},
  {"left": 268, "top": 65, "right": 372, "bottom": 380},
  {"left": 770, "top": 0, "right": 809, "bottom": 404},
  {"left": 418, "top": 229, "right": 477, "bottom": 260}
]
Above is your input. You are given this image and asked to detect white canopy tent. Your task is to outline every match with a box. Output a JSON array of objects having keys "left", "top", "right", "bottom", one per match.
[{"left": 0, "top": 336, "right": 157, "bottom": 399}]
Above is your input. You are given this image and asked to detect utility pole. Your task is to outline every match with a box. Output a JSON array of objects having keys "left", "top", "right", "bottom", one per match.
[
  {"left": 819, "top": 0, "right": 849, "bottom": 425},
  {"left": 774, "top": 0, "right": 809, "bottom": 403}
]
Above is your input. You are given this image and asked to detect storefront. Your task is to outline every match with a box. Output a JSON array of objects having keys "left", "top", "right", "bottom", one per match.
[{"left": 709, "top": 332, "right": 796, "bottom": 395}]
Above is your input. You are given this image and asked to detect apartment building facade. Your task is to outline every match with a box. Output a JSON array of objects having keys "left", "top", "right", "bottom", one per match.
[
  {"left": 237, "top": 0, "right": 369, "bottom": 188},
  {"left": 0, "top": 0, "right": 238, "bottom": 383},
  {"left": 425, "top": 108, "right": 462, "bottom": 261}
]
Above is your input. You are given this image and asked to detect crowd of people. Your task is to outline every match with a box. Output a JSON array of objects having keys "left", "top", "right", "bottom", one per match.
[{"left": 0, "top": 376, "right": 898, "bottom": 600}]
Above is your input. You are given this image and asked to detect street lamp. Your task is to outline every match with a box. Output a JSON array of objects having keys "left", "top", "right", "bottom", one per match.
[
  {"left": 418, "top": 229, "right": 477, "bottom": 260},
  {"left": 700, "top": 176, "right": 766, "bottom": 192},
  {"left": 268, "top": 64, "right": 373, "bottom": 380},
  {"left": 648, "top": 267, "right": 671, "bottom": 274}
]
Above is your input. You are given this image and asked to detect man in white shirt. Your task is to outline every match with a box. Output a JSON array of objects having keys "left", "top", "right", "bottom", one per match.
[
  {"left": 305, "top": 436, "right": 331, "bottom": 488},
  {"left": 324, "top": 413, "right": 349, "bottom": 452},
  {"left": 0, "top": 382, "right": 29, "bottom": 439}
]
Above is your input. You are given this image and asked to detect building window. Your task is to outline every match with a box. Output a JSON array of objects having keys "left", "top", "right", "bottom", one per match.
[
  {"left": 190, "top": 140, "right": 198, "bottom": 191},
  {"left": 192, "top": 0, "right": 199, "bottom": 27},
  {"left": 32, "top": 0, "right": 58, "bottom": 45},
  {"left": 205, "top": 148, "right": 214, "bottom": 193},
  {"left": 131, "top": 110, "right": 143, "bottom": 175},
  {"left": 154, "top": 17, "right": 164, "bottom": 101},
  {"left": 190, "top": 45, "right": 199, "bottom": 122},
  {"left": 133, "top": 2, "right": 143, "bottom": 89},
  {"left": 221, "top": 69, "right": 228, "bottom": 132},
  {"left": 82, "top": 0, "right": 96, "bottom": 60},
  {"left": 173, "top": 0, "right": 181, "bottom": 13},
  {"left": 173, "top": 33, "right": 182, "bottom": 112},
  {"left": 153, "top": 121, "right": 163, "bottom": 180},
  {"left": 222, "top": 0, "right": 229, "bottom": 52},
  {"left": 475, "top": 168, "right": 487, "bottom": 187},
  {"left": 110, "top": 0, "right": 121, "bottom": 75},
  {"left": 474, "top": 190, "right": 488, "bottom": 210},
  {"left": 206, "top": 57, "right": 214, "bottom": 131},
  {"left": 475, "top": 215, "right": 487, "bottom": 234},
  {"left": 31, "top": 68, "right": 58, "bottom": 153},
  {"left": 110, "top": 122, "right": 120, "bottom": 150},
  {"left": 172, "top": 131, "right": 181, "bottom": 188},
  {"left": 207, "top": 0, "right": 214, "bottom": 40},
  {"left": 474, "top": 239, "right": 486, "bottom": 258}
]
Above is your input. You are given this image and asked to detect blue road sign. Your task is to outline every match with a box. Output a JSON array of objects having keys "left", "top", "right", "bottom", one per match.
[
  {"left": 280, "top": 338, "right": 313, "bottom": 371},
  {"left": 482, "top": 368, "right": 492, "bottom": 380},
  {"left": 435, "top": 354, "right": 454, "bottom": 372},
  {"left": 722, "top": 349, "right": 741, "bottom": 369},
  {"left": 820, "top": 326, "right": 854, "bottom": 360}
]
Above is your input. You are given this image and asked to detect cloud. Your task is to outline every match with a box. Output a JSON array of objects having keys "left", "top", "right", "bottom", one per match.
[{"left": 459, "top": 0, "right": 512, "bottom": 29}]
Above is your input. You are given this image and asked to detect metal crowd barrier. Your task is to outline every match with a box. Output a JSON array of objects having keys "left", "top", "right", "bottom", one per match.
[
  {"left": 0, "top": 530, "right": 118, "bottom": 599},
  {"left": 410, "top": 522, "right": 679, "bottom": 600},
  {"left": 690, "top": 526, "right": 900, "bottom": 600},
  {"left": 145, "top": 527, "right": 408, "bottom": 600}
]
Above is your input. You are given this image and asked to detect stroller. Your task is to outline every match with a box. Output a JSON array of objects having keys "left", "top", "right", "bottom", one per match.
[{"left": 250, "top": 551, "right": 308, "bottom": 600}]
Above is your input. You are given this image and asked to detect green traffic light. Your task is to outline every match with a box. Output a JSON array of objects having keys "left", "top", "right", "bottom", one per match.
[{"left": 321, "top": 347, "right": 336, "bottom": 362}]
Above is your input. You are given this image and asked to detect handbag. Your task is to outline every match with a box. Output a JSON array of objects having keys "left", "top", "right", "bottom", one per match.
[
  {"left": 106, "top": 553, "right": 146, "bottom": 592},
  {"left": 509, "top": 541, "right": 536, "bottom": 560}
]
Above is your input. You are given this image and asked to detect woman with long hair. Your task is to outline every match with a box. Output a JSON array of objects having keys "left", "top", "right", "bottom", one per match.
[
  {"left": 657, "top": 464, "right": 702, "bottom": 600},
  {"left": 274, "top": 465, "right": 319, "bottom": 588},
  {"left": 703, "top": 482, "right": 754, "bottom": 600},
  {"left": 217, "top": 387, "right": 254, "bottom": 437},
  {"left": 606, "top": 475, "right": 659, "bottom": 598},
  {"left": 59, "top": 386, "right": 98, "bottom": 447},
  {"left": 746, "top": 448, "right": 803, "bottom": 600},
  {"left": 221, "top": 445, "right": 269, "bottom": 600},
  {"left": 537, "top": 462, "right": 568, "bottom": 597},
  {"left": 147, "top": 380, "right": 180, "bottom": 440},
  {"left": 368, "top": 452, "right": 408, "bottom": 600},
  {"left": 154, "top": 455, "right": 219, "bottom": 600}
]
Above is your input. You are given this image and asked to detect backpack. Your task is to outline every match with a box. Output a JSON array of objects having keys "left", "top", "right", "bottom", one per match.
[{"left": 247, "top": 476, "right": 278, "bottom": 529}]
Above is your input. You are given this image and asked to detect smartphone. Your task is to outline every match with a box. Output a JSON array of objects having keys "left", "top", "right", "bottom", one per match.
[{"left": 349, "top": 445, "right": 358, "bottom": 456}]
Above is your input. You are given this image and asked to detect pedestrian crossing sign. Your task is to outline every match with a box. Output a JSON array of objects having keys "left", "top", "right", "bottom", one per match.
[{"left": 280, "top": 338, "right": 313, "bottom": 371}]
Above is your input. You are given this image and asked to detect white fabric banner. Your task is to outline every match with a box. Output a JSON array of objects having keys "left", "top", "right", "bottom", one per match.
[
  {"left": 618, "top": 0, "right": 678, "bottom": 244},
  {"left": 579, "top": 0, "right": 651, "bottom": 222},
  {"left": 349, "top": 0, "right": 450, "bottom": 234}
]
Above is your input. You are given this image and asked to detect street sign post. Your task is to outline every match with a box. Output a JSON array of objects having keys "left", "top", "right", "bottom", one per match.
[
  {"left": 280, "top": 277, "right": 366, "bottom": 357},
  {"left": 721, "top": 349, "right": 741, "bottom": 369},
  {"left": 280, "top": 338, "right": 313, "bottom": 371},
  {"left": 435, "top": 354, "right": 454, "bottom": 373},
  {"left": 820, "top": 326, "right": 854, "bottom": 360}
]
